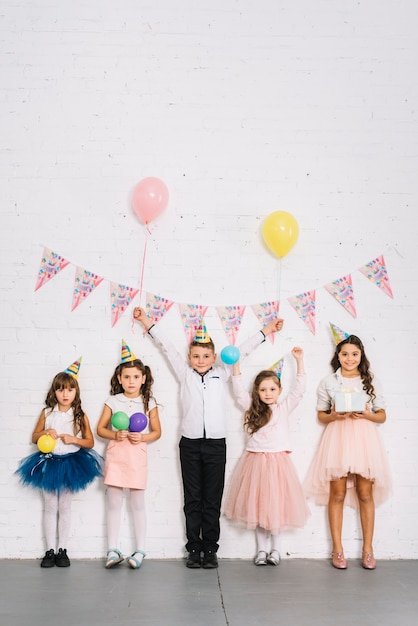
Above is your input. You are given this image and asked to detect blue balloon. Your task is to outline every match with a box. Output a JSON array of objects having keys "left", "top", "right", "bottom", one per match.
[{"left": 220, "top": 345, "right": 240, "bottom": 365}]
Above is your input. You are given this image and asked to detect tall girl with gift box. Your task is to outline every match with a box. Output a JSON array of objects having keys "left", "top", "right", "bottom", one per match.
[{"left": 304, "top": 334, "right": 391, "bottom": 570}]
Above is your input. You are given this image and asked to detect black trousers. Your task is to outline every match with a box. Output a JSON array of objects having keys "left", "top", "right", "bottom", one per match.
[{"left": 179, "top": 436, "right": 226, "bottom": 553}]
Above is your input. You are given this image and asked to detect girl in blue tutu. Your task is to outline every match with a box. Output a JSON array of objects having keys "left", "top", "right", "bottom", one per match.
[{"left": 15, "top": 358, "right": 102, "bottom": 568}]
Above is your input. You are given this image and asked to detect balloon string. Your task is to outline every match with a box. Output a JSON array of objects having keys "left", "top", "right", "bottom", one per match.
[
  {"left": 277, "top": 258, "right": 282, "bottom": 303},
  {"left": 139, "top": 228, "right": 149, "bottom": 304}
]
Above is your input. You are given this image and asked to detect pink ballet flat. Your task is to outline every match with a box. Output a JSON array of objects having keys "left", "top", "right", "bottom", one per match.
[
  {"left": 331, "top": 552, "right": 347, "bottom": 569},
  {"left": 362, "top": 551, "right": 376, "bottom": 570}
]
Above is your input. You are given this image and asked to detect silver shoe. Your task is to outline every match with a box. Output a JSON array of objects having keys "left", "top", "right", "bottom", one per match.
[
  {"left": 267, "top": 550, "right": 280, "bottom": 566},
  {"left": 254, "top": 550, "right": 268, "bottom": 566}
]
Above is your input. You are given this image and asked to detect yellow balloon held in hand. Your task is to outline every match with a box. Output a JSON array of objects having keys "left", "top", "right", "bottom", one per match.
[
  {"left": 37, "top": 434, "right": 56, "bottom": 454},
  {"left": 262, "top": 211, "right": 299, "bottom": 259}
]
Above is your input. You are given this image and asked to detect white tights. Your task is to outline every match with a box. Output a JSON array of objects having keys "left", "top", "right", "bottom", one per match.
[
  {"left": 106, "top": 486, "right": 146, "bottom": 553},
  {"left": 43, "top": 490, "right": 72, "bottom": 551},
  {"left": 255, "top": 525, "right": 281, "bottom": 554}
]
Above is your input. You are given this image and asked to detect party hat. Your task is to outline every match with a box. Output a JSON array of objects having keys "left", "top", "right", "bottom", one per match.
[
  {"left": 269, "top": 357, "right": 284, "bottom": 379},
  {"left": 193, "top": 323, "right": 211, "bottom": 344},
  {"left": 121, "top": 339, "right": 137, "bottom": 363},
  {"left": 64, "top": 356, "right": 82, "bottom": 379},
  {"left": 329, "top": 322, "right": 350, "bottom": 345}
]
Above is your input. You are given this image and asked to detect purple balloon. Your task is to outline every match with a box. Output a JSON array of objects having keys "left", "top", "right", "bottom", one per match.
[{"left": 129, "top": 412, "right": 148, "bottom": 432}]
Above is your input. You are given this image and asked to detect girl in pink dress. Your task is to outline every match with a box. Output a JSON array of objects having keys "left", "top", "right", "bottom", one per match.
[
  {"left": 304, "top": 335, "right": 391, "bottom": 570},
  {"left": 223, "top": 347, "right": 310, "bottom": 566},
  {"left": 97, "top": 341, "right": 161, "bottom": 570}
]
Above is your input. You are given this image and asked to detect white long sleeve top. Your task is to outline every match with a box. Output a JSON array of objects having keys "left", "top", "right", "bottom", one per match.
[{"left": 147, "top": 324, "right": 266, "bottom": 439}]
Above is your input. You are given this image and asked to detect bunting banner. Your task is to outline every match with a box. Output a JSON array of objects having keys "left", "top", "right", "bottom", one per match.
[
  {"left": 110, "top": 282, "right": 139, "bottom": 327},
  {"left": 178, "top": 303, "right": 208, "bottom": 343},
  {"left": 251, "top": 301, "right": 280, "bottom": 343},
  {"left": 216, "top": 305, "right": 246, "bottom": 345},
  {"left": 34, "top": 248, "right": 70, "bottom": 291},
  {"left": 34, "top": 247, "right": 394, "bottom": 330},
  {"left": 358, "top": 254, "right": 393, "bottom": 299},
  {"left": 71, "top": 267, "right": 104, "bottom": 311},
  {"left": 145, "top": 293, "right": 174, "bottom": 325},
  {"left": 287, "top": 291, "right": 316, "bottom": 335},
  {"left": 324, "top": 274, "right": 357, "bottom": 318}
]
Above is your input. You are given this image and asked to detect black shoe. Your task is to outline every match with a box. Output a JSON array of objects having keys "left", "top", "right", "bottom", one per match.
[
  {"left": 202, "top": 550, "right": 218, "bottom": 569},
  {"left": 40, "top": 549, "right": 55, "bottom": 568},
  {"left": 55, "top": 548, "right": 71, "bottom": 567},
  {"left": 186, "top": 550, "right": 201, "bottom": 568}
]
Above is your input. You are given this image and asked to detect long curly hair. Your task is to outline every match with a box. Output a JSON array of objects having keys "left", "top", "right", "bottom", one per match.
[
  {"left": 45, "top": 372, "right": 85, "bottom": 436},
  {"left": 244, "top": 371, "right": 281, "bottom": 434},
  {"left": 331, "top": 335, "right": 376, "bottom": 401},
  {"left": 110, "top": 359, "right": 154, "bottom": 414}
]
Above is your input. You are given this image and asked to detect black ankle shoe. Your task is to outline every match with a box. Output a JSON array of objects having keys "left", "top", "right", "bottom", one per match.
[
  {"left": 40, "top": 549, "right": 55, "bottom": 568},
  {"left": 202, "top": 550, "right": 218, "bottom": 569},
  {"left": 186, "top": 550, "right": 201, "bottom": 568},
  {"left": 55, "top": 548, "right": 71, "bottom": 567}
]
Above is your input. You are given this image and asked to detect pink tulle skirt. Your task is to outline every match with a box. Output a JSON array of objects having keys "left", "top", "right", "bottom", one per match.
[
  {"left": 304, "top": 418, "right": 392, "bottom": 508},
  {"left": 223, "top": 451, "right": 310, "bottom": 534}
]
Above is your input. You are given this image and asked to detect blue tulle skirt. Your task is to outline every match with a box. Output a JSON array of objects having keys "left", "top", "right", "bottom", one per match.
[{"left": 15, "top": 448, "right": 103, "bottom": 494}]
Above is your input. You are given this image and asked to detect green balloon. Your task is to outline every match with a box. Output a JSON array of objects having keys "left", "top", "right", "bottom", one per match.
[{"left": 111, "top": 411, "right": 130, "bottom": 430}]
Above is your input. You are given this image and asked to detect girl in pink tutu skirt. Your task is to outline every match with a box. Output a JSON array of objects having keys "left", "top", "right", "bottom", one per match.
[
  {"left": 223, "top": 347, "right": 310, "bottom": 566},
  {"left": 304, "top": 334, "right": 391, "bottom": 571}
]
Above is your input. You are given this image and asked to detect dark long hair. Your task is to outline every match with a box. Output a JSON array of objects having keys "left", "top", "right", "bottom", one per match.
[
  {"left": 110, "top": 359, "right": 154, "bottom": 414},
  {"left": 244, "top": 371, "right": 281, "bottom": 434},
  {"left": 45, "top": 372, "right": 85, "bottom": 436},
  {"left": 331, "top": 335, "right": 376, "bottom": 400}
]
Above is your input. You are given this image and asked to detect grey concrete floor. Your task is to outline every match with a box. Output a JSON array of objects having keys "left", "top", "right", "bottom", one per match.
[{"left": 0, "top": 558, "right": 416, "bottom": 626}]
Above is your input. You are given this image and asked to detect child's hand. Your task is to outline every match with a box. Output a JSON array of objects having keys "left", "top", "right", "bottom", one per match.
[
  {"left": 46, "top": 429, "right": 58, "bottom": 439},
  {"left": 291, "top": 346, "right": 304, "bottom": 359},
  {"left": 133, "top": 307, "right": 152, "bottom": 330},
  {"left": 263, "top": 318, "right": 284, "bottom": 336},
  {"left": 127, "top": 431, "right": 143, "bottom": 444},
  {"left": 59, "top": 433, "right": 76, "bottom": 445},
  {"left": 115, "top": 430, "right": 129, "bottom": 441}
]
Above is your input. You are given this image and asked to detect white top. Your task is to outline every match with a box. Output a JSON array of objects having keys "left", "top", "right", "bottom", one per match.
[
  {"left": 105, "top": 393, "right": 156, "bottom": 435},
  {"left": 44, "top": 406, "right": 81, "bottom": 455},
  {"left": 316, "top": 368, "right": 386, "bottom": 412},
  {"left": 232, "top": 373, "right": 306, "bottom": 453},
  {"left": 148, "top": 324, "right": 266, "bottom": 439}
]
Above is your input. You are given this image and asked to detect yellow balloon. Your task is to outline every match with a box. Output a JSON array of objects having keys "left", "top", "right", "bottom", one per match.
[
  {"left": 37, "top": 434, "right": 56, "bottom": 454},
  {"left": 262, "top": 211, "right": 299, "bottom": 258}
]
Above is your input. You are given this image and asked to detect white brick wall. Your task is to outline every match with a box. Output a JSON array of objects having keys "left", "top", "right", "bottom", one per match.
[{"left": 1, "top": 0, "right": 417, "bottom": 560}]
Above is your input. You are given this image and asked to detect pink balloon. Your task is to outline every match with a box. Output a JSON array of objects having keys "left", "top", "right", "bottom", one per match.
[{"left": 132, "top": 177, "right": 169, "bottom": 225}]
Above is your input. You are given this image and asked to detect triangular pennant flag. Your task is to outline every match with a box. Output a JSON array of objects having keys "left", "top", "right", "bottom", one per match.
[
  {"left": 110, "top": 282, "right": 139, "bottom": 327},
  {"left": 358, "top": 255, "right": 393, "bottom": 299},
  {"left": 216, "top": 305, "right": 246, "bottom": 345},
  {"left": 287, "top": 291, "right": 316, "bottom": 335},
  {"left": 251, "top": 301, "right": 280, "bottom": 343},
  {"left": 145, "top": 293, "right": 174, "bottom": 325},
  {"left": 178, "top": 303, "right": 208, "bottom": 343},
  {"left": 269, "top": 357, "right": 284, "bottom": 379},
  {"left": 329, "top": 322, "right": 350, "bottom": 345},
  {"left": 71, "top": 267, "right": 104, "bottom": 311},
  {"left": 64, "top": 356, "right": 82, "bottom": 379},
  {"left": 324, "top": 274, "right": 357, "bottom": 318},
  {"left": 34, "top": 248, "right": 70, "bottom": 291}
]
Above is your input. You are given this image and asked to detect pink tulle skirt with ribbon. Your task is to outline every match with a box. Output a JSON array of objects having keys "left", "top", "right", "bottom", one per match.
[
  {"left": 223, "top": 451, "right": 310, "bottom": 535},
  {"left": 304, "top": 418, "right": 392, "bottom": 508}
]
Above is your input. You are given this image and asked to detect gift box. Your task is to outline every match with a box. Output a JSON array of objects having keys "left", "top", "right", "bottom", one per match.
[{"left": 334, "top": 390, "right": 366, "bottom": 413}]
